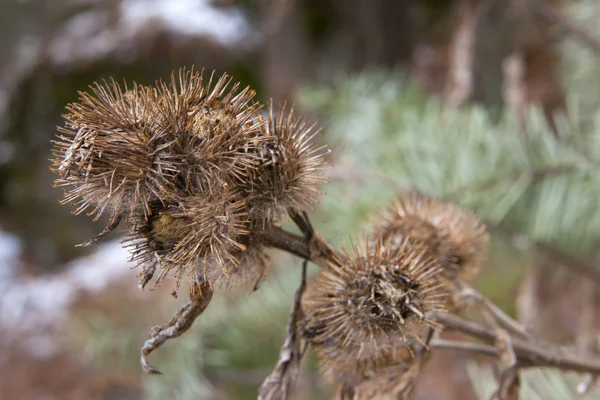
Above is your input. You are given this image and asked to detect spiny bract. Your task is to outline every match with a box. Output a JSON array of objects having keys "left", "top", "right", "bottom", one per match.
[
  {"left": 372, "top": 192, "right": 489, "bottom": 282},
  {"left": 302, "top": 238, "right": 447, "bottom": 386}
]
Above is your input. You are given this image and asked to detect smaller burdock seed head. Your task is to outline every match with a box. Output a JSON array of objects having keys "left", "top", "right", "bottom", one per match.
[
  {"left": 153, "top": 68, "right": 266, "bottom": 197},
  {"left": 242, "top": 102, "right": 328, "bottom": 222},
  {"left": 302, "top": 237, "right": 447, "bottom": 385},
  {"left": 372, "top": 192, "right": 489, "bottom": 282},
  {"left": 52, "top": 80, "right": 171, "bottom": 222},
  {"left": 125, "top": 192, "right": 249, "bottom": 294}
]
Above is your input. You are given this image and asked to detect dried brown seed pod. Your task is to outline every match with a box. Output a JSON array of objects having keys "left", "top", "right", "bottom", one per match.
[
  {"left": 153, "top": 68, "right": 266, "bottom": 196},
  {"left": 373, "top": 192, "right": 489, "bottom": 282},
  {"left": 52, "top": 80, "right": 171, "bottom": 223},
  {"left": 125, "top": 192, "right": 249, "bottom": 294},
  {"left": 302, "top": 238, "right": 447, "bottom": 386},
  {"left": 242, "top": 102, "right": 328, "bottom": 222}
]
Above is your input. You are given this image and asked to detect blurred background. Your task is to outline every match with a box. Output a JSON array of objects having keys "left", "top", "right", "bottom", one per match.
[{"left": 2, "top": 0, "right": 600, "bottom": 399}]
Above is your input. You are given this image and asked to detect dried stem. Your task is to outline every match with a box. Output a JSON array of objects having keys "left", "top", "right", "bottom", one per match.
[
  {"left": 76, "top": 215, "right": 122, "bottom": 247},
  {"left": 258, "top": 219, "right": 343, "bottom": 270},
  {"left": 141, "top": 282, "right": 213, "bottom": 374},
  {"left": 258, "top": 260, "right": 308, "bottom": 399},
  {"left": 431, "top": 312, "right": 600, "bottom": 375},
  {"left": 456, "top": 282, "right": 536, "bottom": 341}
]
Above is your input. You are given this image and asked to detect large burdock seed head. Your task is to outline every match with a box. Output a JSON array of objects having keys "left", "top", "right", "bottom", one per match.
[
  {"left": 243, "top": 102, "right": 328, "bottom": 222},
  {"left": 52, "top": 80, "right": 169, "bottom": 221},
  {"left": 373, "top": 192, "right": 489, "bottom": 282},
  {"left": 154, "top": 68, "right": 265, "bottom": 196},
  {"left": 302, "top": 238, "right": 447, "bottom": 385},
  {"left": 126, "top": 192, "right": 249, "bottom": 292}
]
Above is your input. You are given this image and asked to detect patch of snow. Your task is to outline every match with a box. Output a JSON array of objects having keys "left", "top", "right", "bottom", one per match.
[
  {"left": 121, "top": 0, "right": 250, "bottom": 46},
  {"left": 0, "top": 238, "right": 134, "bottom": 358},
  {"left": 48, "top": 0, "right": 252, "bottom": 67}
]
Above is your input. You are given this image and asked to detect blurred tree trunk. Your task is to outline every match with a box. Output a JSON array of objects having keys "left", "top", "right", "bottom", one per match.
[{"left": 336, "top": 0, "right": 415, "bottom": 70}]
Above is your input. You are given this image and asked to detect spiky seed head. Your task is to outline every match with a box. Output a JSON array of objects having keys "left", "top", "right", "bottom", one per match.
[
  {"left": 373, "top": 192, "right": 489, "bottom": 282},
  {"left": 206, "top": 232, "right": 269, "bottom": 293},
  {"left": 125, "top": 192, "right": 249, "bottom": 294},
  {"left": 153, "top": 68, "right": 266, "bottom": 196},
  {"left": 302, "top": 238, "right": 447, "bottom": 385},
  {"left": 52, "top": 80, "right": 172, "bottom": 222},
  {"left": 242, "top": 102, "right": 328, "bottom": 222}
]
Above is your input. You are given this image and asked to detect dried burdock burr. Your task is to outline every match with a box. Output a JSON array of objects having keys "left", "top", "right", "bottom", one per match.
[
  {"left": 302, "top": 238, "right": 447, "bottom": 386},
  {"left": 372, "top": 192, "right": 489, "bottom": 282},
  {"left": 243, "top": 102, "right": 328, "bottom": 223},
  {"left": 153, "top": 69, "right": 266, "bottom": 196},
  {"left": 125, "top": 193, "right": 250, "bottom": 294},
  {"left": 52, "top": 81, "right": 168, "bottom": 225}
]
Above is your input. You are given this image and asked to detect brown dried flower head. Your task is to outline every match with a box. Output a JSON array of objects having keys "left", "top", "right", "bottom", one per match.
[
  {"left": 126, "top": 193, "right": 249, "bottom": 292},
  {"left": 302, "top": 238, "right": 447, "bottom": 384},
  {"left": 51, "top": 67, "right": 330, "bottom": 294},
  {"left": 243, "top": 102, "right": 328, "bottom": 222},
  {"left": 373, "top": 192, "right": 489, "bottom": 282},
  {"left": 52, "top": 81, "right": 167, "bottom": 222},
  {"left": 153, "top": 69, "right": 265, "bottom": 196}
]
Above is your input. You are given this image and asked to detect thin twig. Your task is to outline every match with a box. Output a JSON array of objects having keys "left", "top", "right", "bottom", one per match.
[
  {"left": 258, "top": 226, "right": 311, "bottom": 260},
  {"left": 258, "top": 221, "right": 343, "bottom": 270},
  {"left": 430, "top": 339, "right": 499, "bottom": 357},
  {"left": 490, "top": 329, "right": 520, "bottom": 400},
  {"left": 289, "top": 209, "right": 314, "bottom": 239},
  {"left": 259, "top": 260, "right": 308, "bottom": 399},
  {"left": 456, "top": 282, "right": 536, "bottom": 341},
  {"left": 140, "top": 282, "right": 213, "bottom": 374},
  {"left": 76, "top": 215, "right": 122, "bottom": 247},
  {"left": 431, "top": 312, "right": 600, "bottom": 375}
]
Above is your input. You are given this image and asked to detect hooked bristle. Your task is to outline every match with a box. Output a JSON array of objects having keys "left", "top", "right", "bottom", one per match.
[
  {"left": 373, "top": 192, "right": 489, "bottom": 282},
  {"left": 206, "top": 233, "right": 269, "bottom": 293},
  {"left": 302, "top": 237, "right": 447, "bottom": 385}
]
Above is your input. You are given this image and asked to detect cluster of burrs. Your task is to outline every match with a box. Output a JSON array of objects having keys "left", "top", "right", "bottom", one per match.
[
  {"left": 51, "top": 68, "right": 490, "bottom": 394},
  {"left": 301, "top": 192, "right": 489, "bottom": 394},
  {"left": 52, "top": 68, "right": 327, "bottom": 294}
]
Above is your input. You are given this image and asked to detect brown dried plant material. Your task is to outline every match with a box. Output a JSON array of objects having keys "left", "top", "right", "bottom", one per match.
[
  {"left": 153, "top": 69, "right": 266, "bottom": 196},
  {"left": 243, "top": 103, "right": 328, "bottom": 223},
  {"left": 259, "top": 260, "right": 308, "bottom": 400},
  {"left": 125, "top": 193, "right": 250, "bottom": 293},
  {"left": 141, "top": 281, "right": 214, "bottom": 375},
  {"left": 207, "top": 231, "right": 270, "bottom": 292},
  {"left": 52, "top": 81, "right": 166, "bottom": 223},
  {"left": 373, "top": 192, "right": 489, "bottom": 283},
  {"left": 302, "top": 238, "right": 447, "bottom": 387}
]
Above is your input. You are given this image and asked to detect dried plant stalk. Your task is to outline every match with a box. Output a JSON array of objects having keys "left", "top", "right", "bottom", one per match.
[
  {"left": 259, "top": 261, "right": 308, "bottom": 399},
  {"left": 141, "top": 282, "right": 213, "bottom": 375}
]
